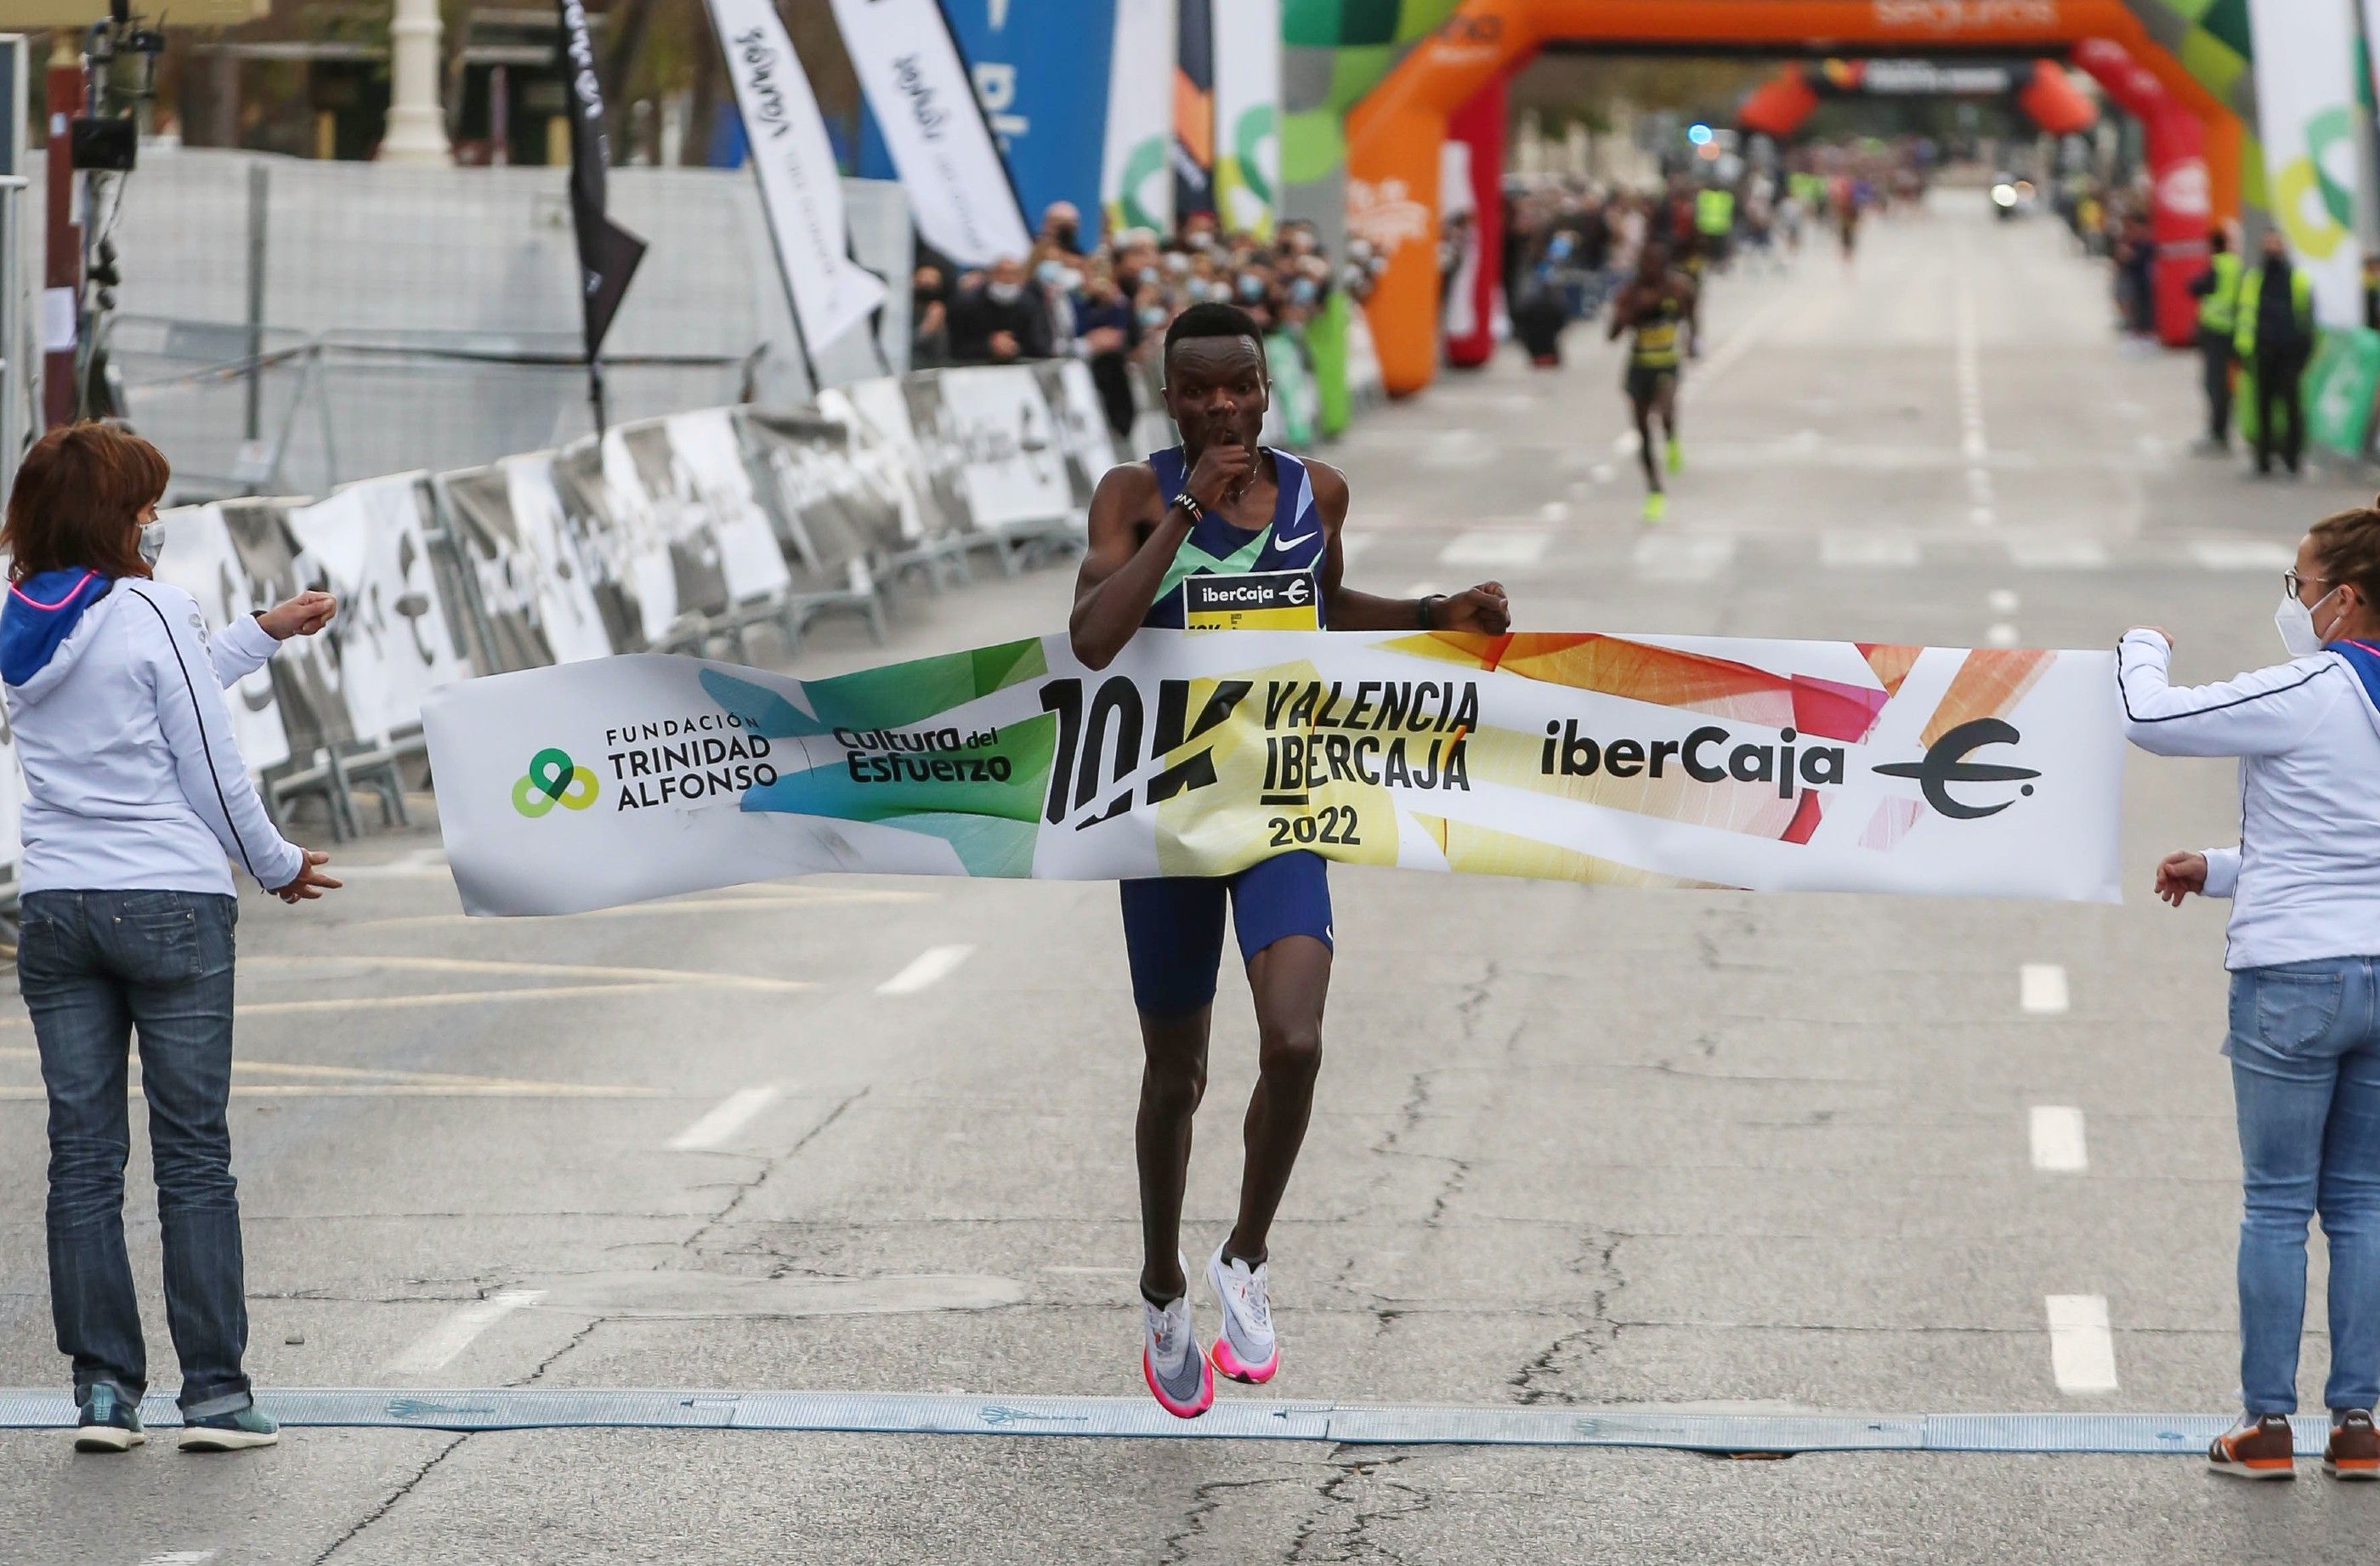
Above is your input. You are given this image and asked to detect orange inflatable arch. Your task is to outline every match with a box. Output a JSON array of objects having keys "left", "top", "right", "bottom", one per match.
[{"left": 1346, "top": 0, "right": 2244, "bottom": 396}]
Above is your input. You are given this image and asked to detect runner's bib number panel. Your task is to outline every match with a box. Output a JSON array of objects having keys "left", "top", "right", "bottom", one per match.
[{"left": 1183, "top": 571, "right": 1322, "bottom": 632}]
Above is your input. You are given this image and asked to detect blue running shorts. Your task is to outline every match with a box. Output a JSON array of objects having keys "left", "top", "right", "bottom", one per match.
[{"left": 1118, "top": 850, "right": 1334, "bottom": 1016}]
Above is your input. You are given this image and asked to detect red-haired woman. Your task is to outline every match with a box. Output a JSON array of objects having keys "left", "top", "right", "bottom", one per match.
[{"left": 0, "top": 423, "right": 340, "bottom": 1455}]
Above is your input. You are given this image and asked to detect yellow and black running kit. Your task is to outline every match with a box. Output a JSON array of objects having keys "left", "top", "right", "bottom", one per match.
[{"left": 1624, "top": 289, "right": 1684, "bottom": 403}]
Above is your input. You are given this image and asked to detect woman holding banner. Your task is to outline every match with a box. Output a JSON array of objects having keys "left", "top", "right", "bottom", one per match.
[
  {"left": 2127, "top": 501, "right": 2380, "bottom": 1482},
  {"left": 0, "top": 424, "right": 342, "bottom": 1455}
]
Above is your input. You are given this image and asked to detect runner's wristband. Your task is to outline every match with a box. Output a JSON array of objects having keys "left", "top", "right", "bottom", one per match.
[
  {"left": 1419, "top": 593, "right": 1445, "bottom": 630},
  {"left": 1172, "top": 493, "right": 1204, "bottom": 525}
]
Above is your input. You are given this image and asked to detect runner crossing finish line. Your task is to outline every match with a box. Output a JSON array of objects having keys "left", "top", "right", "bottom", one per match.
[{"left": 1063, "top": 304, "right": 1509, "bottom": 1418}]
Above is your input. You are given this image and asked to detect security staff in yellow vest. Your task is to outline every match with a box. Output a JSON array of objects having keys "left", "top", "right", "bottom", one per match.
[
  {"left": 2188, "top": 228, "right": 2242, "bottom": 452},
  {"left": 1695, "top": 186, "right": 1736, "bottom": 271},
  {"left": 2236, "top": 230, "right": 2317, "bottom": 478}
]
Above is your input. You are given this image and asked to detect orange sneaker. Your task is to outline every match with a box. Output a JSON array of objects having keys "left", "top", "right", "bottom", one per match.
[
  {"left": 2326, "top": 1410, "right": 2378, "bottom": 1481},
  {"left": 2207, "top": 1413, "right": 2295, "bottom": 1480}
]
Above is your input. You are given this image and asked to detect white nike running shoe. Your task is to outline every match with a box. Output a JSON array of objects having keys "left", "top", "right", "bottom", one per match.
[
  {"left": 1142, "top": 1266, "right": 1215, "bottom": 1418},
  {"left": 1205, "top": 1243, "right": 1278, "bottom": 1384}
]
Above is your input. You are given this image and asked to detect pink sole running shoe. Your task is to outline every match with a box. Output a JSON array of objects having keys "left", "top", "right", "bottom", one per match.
[
  {"left": 1206, "top": 1244, "right": 1278, "bottom": 1386},
  {"left": 1142, "top": 1283, "right": 1215, "bottom": 1419}
]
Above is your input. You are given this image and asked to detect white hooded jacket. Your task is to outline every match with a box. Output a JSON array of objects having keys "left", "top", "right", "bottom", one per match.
[
  {"left": 3, "top": 576, "right": 304, "bottom": 896},
  {"left": 2119, "top": 627, "right": 2380, "bottom": 970}
]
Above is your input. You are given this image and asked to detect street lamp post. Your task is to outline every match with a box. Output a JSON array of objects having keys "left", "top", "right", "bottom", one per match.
[{"left": 379, "top": 0, "right": 451, "bottom": 163}]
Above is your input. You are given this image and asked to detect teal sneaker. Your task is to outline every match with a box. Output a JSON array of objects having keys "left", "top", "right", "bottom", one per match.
[
  {"left": 179, "top": 1404, "right": 278, "bottom": 1453},
  {"left": 73, "top": 1385, "right": 144, "bottom": 1453}
]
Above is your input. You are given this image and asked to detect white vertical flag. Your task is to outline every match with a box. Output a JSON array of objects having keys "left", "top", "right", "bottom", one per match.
[
  {"left": 1210, "top": 0, "right": 1281, "bottom": 238},
  {"left": 830, "top": 0, "right": 1035, "bottom": 266},
  {"left": 706, "top": 0, "right": 887, "bottom": 353},
  {"left": 1102, "top": 0, "right": 1177, "bottom": 235},
  {"left": 2250, "top": 0, "right": 2364, "bottom": 326}
]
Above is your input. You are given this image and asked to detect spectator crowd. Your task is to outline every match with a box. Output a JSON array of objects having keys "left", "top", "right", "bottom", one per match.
[{"left": 910, "top": 201, "right": 1389, "bottom": 440}]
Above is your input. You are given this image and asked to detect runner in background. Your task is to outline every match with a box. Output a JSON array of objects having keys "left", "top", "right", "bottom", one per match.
[
  {"left": 1068, "top": 303, "right": 1511, "bottom": 1419},
  {"left": 1609, "top": 241, "right": 1695, "bottom": 525}
]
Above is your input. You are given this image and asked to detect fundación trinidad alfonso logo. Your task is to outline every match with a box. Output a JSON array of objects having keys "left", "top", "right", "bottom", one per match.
[{"left": 513, "top": 746, "right": 600, "bottom": 818}]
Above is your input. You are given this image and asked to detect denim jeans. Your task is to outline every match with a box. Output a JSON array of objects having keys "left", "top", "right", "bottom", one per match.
[
  {"left": 2227, "top": 956, "right": 2380, "bottom": 1414},
  {"left": 19, "top": 889, "right": 251, "bottom": 1417}
]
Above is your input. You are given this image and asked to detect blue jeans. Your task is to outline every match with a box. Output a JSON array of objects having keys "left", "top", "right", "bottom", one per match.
[
  {"left": 2228, "top": 956, "right": 2380, "bottom": 1414},
  {"left": 19, "top": 889, "right": 252, "bottom": 1417}
]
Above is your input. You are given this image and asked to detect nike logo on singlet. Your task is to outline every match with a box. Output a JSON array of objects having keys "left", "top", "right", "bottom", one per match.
[{"left": 1272, "top": 530, "right": 1317, "bottom": 550}]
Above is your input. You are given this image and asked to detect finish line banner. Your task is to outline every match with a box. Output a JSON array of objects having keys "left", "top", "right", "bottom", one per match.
[{"left": 422, "top": 632, "right": 2124, "bottom": 916}]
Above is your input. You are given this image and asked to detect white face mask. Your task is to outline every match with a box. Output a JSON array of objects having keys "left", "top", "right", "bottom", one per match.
[
  {"left": 2276, "top": 584, "right": 2342, "bottom": 658},
  {"left": 136, "top": 518, "right": 166, "bottom": 569}
]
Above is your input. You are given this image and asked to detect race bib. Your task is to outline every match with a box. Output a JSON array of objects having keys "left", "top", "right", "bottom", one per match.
[{"left": 1183, "top": 571, "right": 1322, "bottom": 633}]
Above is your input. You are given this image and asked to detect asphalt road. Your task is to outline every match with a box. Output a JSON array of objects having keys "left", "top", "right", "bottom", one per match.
[{"left": 7, "top": 196, "right": 2377, "bottom": 1563}]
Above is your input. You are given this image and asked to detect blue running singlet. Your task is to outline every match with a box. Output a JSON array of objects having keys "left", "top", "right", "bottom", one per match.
[
  {"left": 1140, "top": 446, "right": 1329, "bottom": 633},
  {"left": 1119, "top": 445, "right": 1334, "bottom": 1015}
]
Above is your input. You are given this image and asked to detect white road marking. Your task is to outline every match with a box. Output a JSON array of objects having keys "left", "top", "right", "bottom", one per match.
[
  {"left": 1952, "top": 270, "right": 1994, "bottom": 525},
  {"left": 2189, "top": 538, "right": 2293, "bottom": 572},
  {"left": 1440, "top": 531, "right": 1550, "bottom": 569},
  {"left": 2046, "top": 1294, "right": 2119, "bottom": 1393},
  {"left": 355, "top": 888, "right": 932, "bottom": 931},
  {"left": 386, "top": 1290, "right": 546, "bottom": 1376},
  {"left": 240, "top": 955, "right": 813, "bottom": 993},
  {"left": 1633, "top": 534, "right": 1735, "bottom": 583},
  {"left": 2006, "top": 538, "right": 2108, "bottom": 570},
  {"left": 1420, "top": 433, "right": 1493, "bottom": 469},
  {"left": 2030, "top": 1106, "right": 2088, "bottom": 1172},
  {"left": 1336, "top": 535, "right": 1375, "bottom": 565},
  {"left": 1985, "top": 622, "right": 2020, "bottom": 649},
  {"left": 136, "top": 1554, "right": 218, "bottom": 1566},
  {"left": 1590, "top": 462, "right": 1616, "bottom": 483},
  {"left": 877, "top": 945, "right": 976, "bottom": 996},
  {"left": 1821, "top": 533, "right": 1920, "bottom": 569},
  {"left": 1987, "top": 589, "right": 2020, "bottom": 615},
  {"left": 669, "top": 1085, "right": 785, "bottom": 1151},
  {"left": 1537, "top": 501, "right": 1571, "bottom": 523},
  {"left": 2020, "top": 963, "right": 2070, "bottom": 1015}
]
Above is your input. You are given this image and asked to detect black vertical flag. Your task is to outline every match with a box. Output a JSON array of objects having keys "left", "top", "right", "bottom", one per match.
[{"left": 558, "top": 0, "right": 646, "bottom": 363}]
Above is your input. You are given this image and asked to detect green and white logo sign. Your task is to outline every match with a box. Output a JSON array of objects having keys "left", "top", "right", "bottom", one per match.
[{"left": 513, "top": 747, "right": 599, "bottom": 817}]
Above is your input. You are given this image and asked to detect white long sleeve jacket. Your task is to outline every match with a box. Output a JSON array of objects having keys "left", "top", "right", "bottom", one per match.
[
  {"left": 2119, "top": 627, "right": 2380, "bottom": 969},
  {"left": 3, "top": 578, "right": 305, "bottom": 896}
]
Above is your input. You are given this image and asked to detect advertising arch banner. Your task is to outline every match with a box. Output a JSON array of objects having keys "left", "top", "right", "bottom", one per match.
[{"left": 1344, "top": 0, "right": 2252, "bottom": 397}]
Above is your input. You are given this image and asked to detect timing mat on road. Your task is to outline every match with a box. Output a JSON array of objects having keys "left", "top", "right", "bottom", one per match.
[{"left": 0, "top": 1390, "right": 2333, "bottom": 1455}]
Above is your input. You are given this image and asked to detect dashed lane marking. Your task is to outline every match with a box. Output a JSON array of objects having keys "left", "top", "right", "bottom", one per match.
[
  {"left": 2046, "top": 1294, "right": 2119, "bottom": 1394},
  {"left": 1633, "top": 534, "right": 1736, "bottom": 582},
  {"left": 385, "top": 1290, "right": 547, "bottom": 1376},
  {"left": 2188, "top": 538, "right": 2293, "bottom": 571},
  {"left": 1821, "top": 533, "right": 1920, "bottom": 569},
  {"left": 2004, "top": 539, "right": 2108, "bottom": 570},
  {"left": 670, "top": 1085, "right": 787, "bottom": 1151},
  {"left": 2029, "top": 1106, "right": 2088, "bottom": 1172},
  {"left": 1439, "top": 531, "right": 1550, "bottom": 569},
  {"left": 353, "top": 887, "right": 932, "bottom": 930},
  {"left": 2020, "top": 963, "right": 2070, "bottom": 1015}
]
